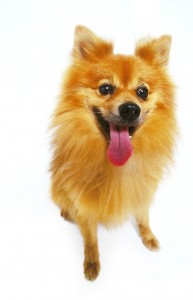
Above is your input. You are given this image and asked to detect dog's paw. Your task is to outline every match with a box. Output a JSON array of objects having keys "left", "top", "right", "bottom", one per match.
[
  {"left": 139, "top": 224, "right": 160, "bottom": 251},
  {"left": 84, "top": 261, "right": 100, "bottom": 281},
  {"left": 142, "top": 236, "right": 160, "bottom": 251},
  {"left": 60, "top": 210, "right": 73, "bottom": 222}
]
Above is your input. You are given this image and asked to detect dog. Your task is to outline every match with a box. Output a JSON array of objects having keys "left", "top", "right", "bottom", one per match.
[{"left": 50, "top": 26, "right": 176, "bottom": 281}]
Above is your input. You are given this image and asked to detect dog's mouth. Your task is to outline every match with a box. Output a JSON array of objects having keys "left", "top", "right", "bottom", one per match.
[
  {"left": 92, "top": 107, "right": 140, "bottom": 166},
  {"left": 92, "top": 107, "right": 139, "bottom": 140}
]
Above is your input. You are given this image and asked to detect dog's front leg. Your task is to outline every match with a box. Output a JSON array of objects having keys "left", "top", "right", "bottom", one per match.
[
  {"left": 77, "top": 218, "right": 100, "bottom": 281},
  {"left": 135, "top": 207, "right": 160, "bottom": 251}
]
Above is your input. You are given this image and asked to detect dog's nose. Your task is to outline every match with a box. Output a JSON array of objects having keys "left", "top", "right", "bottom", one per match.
[{"left": 119, "top": 102, "right": 141, "bottom": 122}]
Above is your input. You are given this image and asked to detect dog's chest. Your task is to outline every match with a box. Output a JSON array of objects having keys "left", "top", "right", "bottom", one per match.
[{"left": 78, "top": 166, "right": 150, "bottom": 226}]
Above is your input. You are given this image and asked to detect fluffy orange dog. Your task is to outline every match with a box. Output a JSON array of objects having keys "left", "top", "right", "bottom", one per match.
[{"left": 50, "top": 26, "right": 176, "bottom": 281}]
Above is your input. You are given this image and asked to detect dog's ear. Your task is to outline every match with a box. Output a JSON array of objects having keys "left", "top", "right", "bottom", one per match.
[
  {"left": 73, "top": 25, "right": 113, "bottom": 61},
  {"left": 135, "top": 35, "right": 172, "bottom": 67}
]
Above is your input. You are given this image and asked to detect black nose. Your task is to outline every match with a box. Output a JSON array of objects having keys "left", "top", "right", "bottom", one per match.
[{"left": 119, "top": 102, "right": 141, "bottom": 122}]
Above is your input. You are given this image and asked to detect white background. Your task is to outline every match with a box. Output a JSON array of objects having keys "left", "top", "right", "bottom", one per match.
[{"left": 0, "top": 0, "right": 193, "bottom": 299}]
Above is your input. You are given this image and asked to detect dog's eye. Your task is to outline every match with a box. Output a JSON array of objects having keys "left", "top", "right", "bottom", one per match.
[
  {"left": 136, "top": 86, "right": 148, "bottom": 100},
  {"left": 99, "top": 84, "right": 114, "bottom": 96}
]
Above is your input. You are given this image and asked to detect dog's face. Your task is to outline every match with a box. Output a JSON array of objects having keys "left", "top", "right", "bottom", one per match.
[{"left": 63, "top": 26, "right": 174, "bottom": 166}]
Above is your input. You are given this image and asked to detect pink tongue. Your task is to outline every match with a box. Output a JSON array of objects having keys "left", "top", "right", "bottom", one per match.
[{"left": 107, "top": 123, "right": 133, "bottom": 166}]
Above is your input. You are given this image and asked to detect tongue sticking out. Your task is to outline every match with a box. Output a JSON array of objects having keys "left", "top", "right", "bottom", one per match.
[{"left": 107, "top": 123, "right": 133, "bottom": 166}]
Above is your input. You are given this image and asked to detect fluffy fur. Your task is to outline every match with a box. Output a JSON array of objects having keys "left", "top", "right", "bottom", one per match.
[{"left": 50, "top": 26, "right": 176, "bottom": 281}]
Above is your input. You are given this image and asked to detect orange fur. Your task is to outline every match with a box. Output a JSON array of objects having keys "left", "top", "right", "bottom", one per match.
[{"left": 50, "top": 26, "right": 177, "bottom": 281}]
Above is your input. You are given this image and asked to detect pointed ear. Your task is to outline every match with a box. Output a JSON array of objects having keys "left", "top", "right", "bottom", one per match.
[
  {"left": 73, "top": 25, "right": 113, "bottom": 61},
  {"left": 135, "top": 35, "right": 172, "bottom": 67}
]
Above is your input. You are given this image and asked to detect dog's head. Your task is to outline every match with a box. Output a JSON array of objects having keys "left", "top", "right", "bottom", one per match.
[{"left": 61, "top": 26, "right": 175, "bottom": 166}]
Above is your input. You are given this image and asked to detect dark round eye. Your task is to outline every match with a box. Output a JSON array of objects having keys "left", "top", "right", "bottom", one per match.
[
  {"left": 136, "top": 86, "right": 148, "bottom": 100},
  {"left": 99, "top": 84, "right": 114, "bottom": 95}
]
